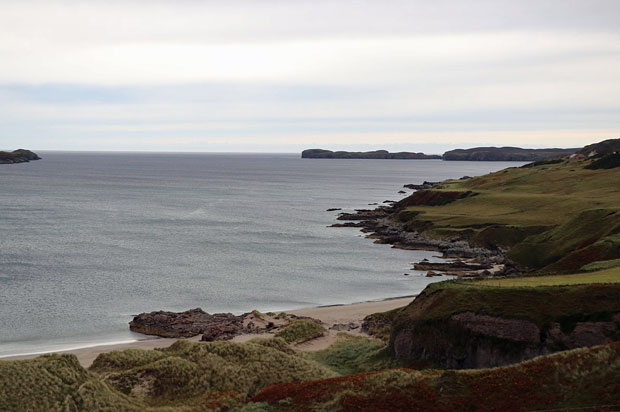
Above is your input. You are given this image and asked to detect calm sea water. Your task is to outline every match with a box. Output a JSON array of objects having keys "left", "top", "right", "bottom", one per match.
[{"left": 0, "top": 152, "right": 520, "bottom": 357}]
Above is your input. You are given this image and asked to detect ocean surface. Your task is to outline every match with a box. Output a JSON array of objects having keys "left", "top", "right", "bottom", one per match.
[{"left": 0, "top": 153, "right": 521, "bottom": 357}]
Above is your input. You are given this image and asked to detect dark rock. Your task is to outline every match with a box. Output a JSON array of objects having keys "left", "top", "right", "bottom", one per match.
[
  {"left": 336, "top": 209, "right": 388, "bottom": 221},
  {"left": 403, "top": 181, "right": 439, "bottom": 190},
  {"left": 326, "top": 208, "right": 342, "bottom": 211},
  {"left": 414, "top": 261, "right": 490, "bottom": 272},
  {"left": 129, "top": 308, "right": 244, "bottom": 339},
  {"left": 0, "top": 149, "right": 42, "bottom": 164},
  {"left": 398, "top": 190, "right": 406, "bottom": 194}
]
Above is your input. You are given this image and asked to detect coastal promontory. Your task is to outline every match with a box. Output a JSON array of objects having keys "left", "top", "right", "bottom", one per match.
[
  {"left": 442, "top": 146, "right": 577, "bottom": 161},
  {"left": 0, "top": 149, "right": 41, "bottom": 164}
]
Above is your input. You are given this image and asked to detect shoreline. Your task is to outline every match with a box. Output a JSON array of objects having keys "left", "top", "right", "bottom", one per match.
[{"left": 1, "top": 294, "right": 418, "bottom": 367}]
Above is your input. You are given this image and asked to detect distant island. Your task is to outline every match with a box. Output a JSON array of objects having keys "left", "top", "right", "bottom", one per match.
[
  {"left": 301, "top": 149, "right": 442, "bottom": 159},
  {"left": 302, "top": 146, "right": 578, "bottom": 161},
  {"left": 0, "top": 149, "right": 41, "bottom": 164},
  {"left": 442, "top": 146, "right": 577, "bottom": 161}
]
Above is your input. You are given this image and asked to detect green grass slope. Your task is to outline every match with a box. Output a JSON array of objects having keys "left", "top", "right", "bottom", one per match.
[{"left": 395, "top": 156, "right": 620, "bottom": 271}]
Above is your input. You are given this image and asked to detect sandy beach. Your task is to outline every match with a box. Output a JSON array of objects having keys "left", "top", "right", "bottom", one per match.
[{"left": 3, "top": 295, "right": 416, "bottom": 367}]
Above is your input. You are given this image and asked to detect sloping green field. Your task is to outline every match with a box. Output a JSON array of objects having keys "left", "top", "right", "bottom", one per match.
[
  {"left": 475, "top": 266, "right": 620, "bottom": 287},
  {"left": 397, "top": 157, "right": 620, "bottom": 272}
]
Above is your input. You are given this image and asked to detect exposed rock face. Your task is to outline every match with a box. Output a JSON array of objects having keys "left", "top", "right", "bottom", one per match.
[
  {"left": 0, "top": 149, "right": 41, "bottom": 164},
  {"left": 577, "top": 138, "right": 620, "bottom": 157},
  {"left": 390, "top": 292, "right": 620, "bottom": 369},
  {"left": 129, "top": 308, "right": 244, "bottom": 339},
  {"left": 403, "top": 181, "right": 439, "bottom": 190}
]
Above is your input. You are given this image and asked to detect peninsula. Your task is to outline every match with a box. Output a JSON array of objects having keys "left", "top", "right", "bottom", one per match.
[{"left": 0, "top": 149, "right": 41, "bottom": 164}]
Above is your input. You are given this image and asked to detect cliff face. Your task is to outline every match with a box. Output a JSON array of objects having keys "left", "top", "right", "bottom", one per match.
[
  {"left": 0, "top": 149, "right": 41, "bottom": 164},
  {"left": 389, "top": 283, "right": 620, "bottom": 369}
]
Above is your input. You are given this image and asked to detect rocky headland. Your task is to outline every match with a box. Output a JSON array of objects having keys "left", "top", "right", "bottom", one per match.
[
  {"left": 389, "top": 282, "right": 620, "bottom": 368},
  {"left": 0, "top": 149, "right": 41, "bottom": 164},
  {"left": 442, "top": 146, "right": 576, "bottom": 161}
]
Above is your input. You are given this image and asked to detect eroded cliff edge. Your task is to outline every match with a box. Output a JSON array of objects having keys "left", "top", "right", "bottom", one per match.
[{"left": 389, "top": 281, "right": 620, "bottom": 369}]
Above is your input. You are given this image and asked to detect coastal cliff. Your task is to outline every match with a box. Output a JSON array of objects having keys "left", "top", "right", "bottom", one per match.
[
  {"left": 0, "top": 149, "right": 41, "bottom": 164},
  {"left": 389, "top": 282, "right": 620, "bottom": 368}
]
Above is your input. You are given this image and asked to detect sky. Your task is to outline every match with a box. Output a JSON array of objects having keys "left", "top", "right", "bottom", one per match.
[{"left": 1, "top": 0, "right": 619, "bottom": 153}]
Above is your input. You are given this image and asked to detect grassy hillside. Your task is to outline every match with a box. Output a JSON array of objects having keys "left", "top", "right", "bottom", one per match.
[
  {"left": 390, "top": 280, "right": 620, "bottom": 333},
  {"left": 252, "top": 341, "right": 620, "bottom": 411},
  {"left": 475, "top": 266, "right": 620, "bottom": 287},
  {"left": 395, "top": 156, "right": 620, "bottom": 272}
]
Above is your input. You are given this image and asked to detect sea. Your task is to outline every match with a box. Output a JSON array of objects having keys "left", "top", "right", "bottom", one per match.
[{"left": 0, "top": 152, "right": 521, "bottom": 357}]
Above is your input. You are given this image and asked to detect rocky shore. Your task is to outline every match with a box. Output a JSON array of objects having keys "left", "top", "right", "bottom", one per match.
[
  {"left": 330, "top": 194, "right": 517, "bottom": 277},
  {"left": 129, "top": 307, "right": 325, "bottom": 342}
]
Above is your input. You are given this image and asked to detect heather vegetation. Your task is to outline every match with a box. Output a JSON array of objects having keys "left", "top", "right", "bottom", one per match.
[{"left": 252, "top": 341, "right": 620, "bottom": 411}]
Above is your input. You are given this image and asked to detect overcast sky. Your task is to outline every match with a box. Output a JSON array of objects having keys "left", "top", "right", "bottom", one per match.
[{"left": 1, "top": 0, "right": 619, "bottom": 153}]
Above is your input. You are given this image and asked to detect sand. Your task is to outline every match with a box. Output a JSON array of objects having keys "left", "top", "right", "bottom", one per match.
[{"left": 3, "top": 295, "right": 416, "bottom": 367}]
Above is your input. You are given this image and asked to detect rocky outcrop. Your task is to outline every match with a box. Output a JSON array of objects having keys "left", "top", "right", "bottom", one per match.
[
  {"left": 129, "top": 308, "right": 246, "bottom": 339},
  {"left": 577, "top": 138, "right": 620, "bottom": 158},
  {"left": 0, "top": 149, "right": 41, "bottom": 164},
  {"left": 403, "top": 181, "right": 439, "bottom": 190},
  {"left": 389, "top": 285, "right": 620, "bottom": 369}
]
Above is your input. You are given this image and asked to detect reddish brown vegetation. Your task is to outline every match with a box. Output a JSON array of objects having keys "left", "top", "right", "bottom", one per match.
[
  {"left": 251, "top": 342, "right": 620, "bottom": 412},
  {"left": 395, "top": 190, "right": 473, "bottom": 208}
]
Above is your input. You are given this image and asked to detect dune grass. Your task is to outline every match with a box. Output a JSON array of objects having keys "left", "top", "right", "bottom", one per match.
[
  {"left": 274, "top": 318, "right": 325, "bottom": 344},
  {"left": 307, "top": 334, "right": 404, "bottom": 375},
  {"left": 0, "top": 354, "right": 148, "bottom": 412},
  {"left": 91, "top": 338, "right": 336, "bottom": 409}
]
